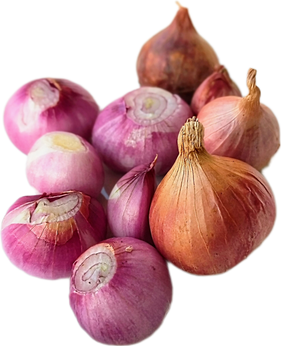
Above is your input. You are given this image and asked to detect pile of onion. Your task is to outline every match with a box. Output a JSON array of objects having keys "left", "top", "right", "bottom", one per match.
[
  {"left": 70, "top": 237, "right": 172, "bottom": 345},
  {"left": 26, "top": 131, "right": 104, "bottom": 198},
  {"left": 92, "top": 86, "right": 192, "bottom": 176},
  {"left": 4, "top": 78, "right": 99, "bottom": 154},
  {"left": 1, "top": 191, "right": 107, "bottom": 279},
  {"left": 107, "top": 156, "right": 157, "bottom": 243},
  {"left": 191, "top": 65, "right": 242, "bottom": 115},
  {"left": 149, "top": 117, "right": 276, "bottom": 275},
  {"left": 197, "top": 68, "right": 280, "bottom": 170},
  {"left": 136, "top": 2, "right": 219, "bottom": 103}
]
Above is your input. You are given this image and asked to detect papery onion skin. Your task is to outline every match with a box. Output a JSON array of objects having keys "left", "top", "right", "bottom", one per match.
[
  {"left": 191, "top": 65, "right": 242, "bottom": 115},
  {"left": 4, "top": 78, "right": 99, "bottom": 154},
  {"left": 149, "top": 118, "right": 276, "bottom": 275},
  {"left": 69, "top": 237, "right": 172, "bottom": 345},
  {"left": 107, "top": 156, "right": 157, "bottom": 243},
  {"left": 1, "top": 191, "right": 107, "bottom": 279},
  {"left": 136, "top": 3, "right": 219, "bottom": 103},
  {"left": 197, "top": 68, "right": 280, "bottom": 170},
  {"left": 26, "top": 131, "right": 104, "bottom": 198},
  {"left": 91, "top": 86, "right": 193, "bottom": 176}
]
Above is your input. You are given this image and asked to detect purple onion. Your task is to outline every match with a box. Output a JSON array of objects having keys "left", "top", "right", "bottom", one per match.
[
  {"left": 4, "top": 78, "right": 99, "bottom": 154},
  {"left": 91, "top": 86, "right": 193, "bottom": 175},
  {"left": 26, "top": 131, "right": 104, "bottom": 198},
  {"left": 107, "top": 156, "right": 157, "bottom": 243},
  {"left": 70, "top": 237, "right": 172, "bottom": 345},
  {"left": 1, "top": 191, "right": 107, "bottom": 279}
]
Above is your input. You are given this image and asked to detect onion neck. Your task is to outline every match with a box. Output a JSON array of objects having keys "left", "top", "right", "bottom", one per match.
[
  {"left": 178, "top": 117, "right": 206, "bottom": 159},
  {"left": 173, "top": 2, "right": 196, "bottom": 33},
  {"left": 240, "top": 68, "right": 262, "bottom": 122}
]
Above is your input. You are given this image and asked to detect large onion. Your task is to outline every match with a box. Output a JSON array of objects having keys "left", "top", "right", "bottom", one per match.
[
  {"left": 70, "top": 237, "right": 172, "bottom": 345},
  {"left": 1, "top": 191, "right": 107, "bottom": 279},
  {"left": 4, "top": 78, "right": 99, "bottom": 154},
  {"left": 136, "top": 3, "right": 219, "bottom": 103},
  {"left": 149, "top": 117, "right": 276, "bottom": 275},
  {"left": 26, "top": 131, "right": 104, "bottom": 198},
  {"left": 197, "top": 68, "right": 280, "bottom": 170},
  {"left": 92, "top": 86, "right": 192, "bottom": 176}
]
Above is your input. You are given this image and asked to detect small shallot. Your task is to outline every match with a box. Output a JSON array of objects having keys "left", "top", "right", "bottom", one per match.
[
  {"left": 92, "top": 86, "right": 192, "bottom": 176},
  {"left": 197, "top": 68, "right": 280, "bottom": 170},
  {"left": 149, "top": 117, "right": 276, "bottom": 275},
  {"left": 26, "top": 131, "right": 104, "bottom": 198},
  {"left": 70, "top": 237, "right": 172, "bottom": 345},
  {"left": 4, "top": 78, "right": 99, "bottom": 154},
  {"left": 136, "top": 2, "right": 219, "bottom": 103},
  {"left": 1, "top": 191, "right": 107, "bottom": 279},
  {"left": 191, "top": 65, "right": 242, "bottom": 115},
  {"left": 107, "top": 156, "right": 157, "bottom": 243}
]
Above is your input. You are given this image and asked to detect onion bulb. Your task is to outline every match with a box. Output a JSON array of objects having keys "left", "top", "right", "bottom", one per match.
[
  {"left": 26, "top": 131, "right": 104, "bottom": 198},
  {"left": 4, "top": 78, "right": 99, "bottom": 154},
  {"left": 1, "top": 191, "right": 107, "bottom": 279},
  {"left": 92, "top": 86, "right": 192, "bottom": 176},
  {"left": 136, "top": 2, "right": 219, "bottom": 103},
  {"left": 191, "top": 65, "right": 242, "bottom": 115},
  {"left": 70, "top": 237, "right": 172, "bottom": 345},
  {"left": 149, "top": 117, "right": 276, "bottom": 275},
  {"left": 107, "top": 156, "right": 157, "bottom": 243},
  {"left": 197, "top": 68, "right": 280, "bottom": 170}
]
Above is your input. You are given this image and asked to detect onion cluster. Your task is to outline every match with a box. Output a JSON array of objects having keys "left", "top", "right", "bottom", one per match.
[{"left": 1, "top": 3, "right": 280, "bottom": 346}]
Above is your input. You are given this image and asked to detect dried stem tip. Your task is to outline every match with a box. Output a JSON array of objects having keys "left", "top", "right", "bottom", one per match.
[{"left": 178, "top": 116, "right": 204, "bottom": 155}]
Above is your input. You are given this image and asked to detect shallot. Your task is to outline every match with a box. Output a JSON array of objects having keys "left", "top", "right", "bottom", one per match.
[
  {"left": 4, "top": 78, "right": 99, "bottom": 154},
  {"left": 197, "top": 68, "right": 280, "bottom": 170},
  {"left": 136, "top": 2, "right": 219, "bottom": 103},
  {"left": 107, "top": 156, "right": 157, "bottom": 243},
  {"left": 191, "top": 65, "right": 241, "bottom": 115},
  {"left": 26, "top": 131, "right": 104, "bottom": 198},
  {"left": 1, "top": 191, "right": 107, "bottom": 279},
  {"left": 70, "top": 237, "right": 172, "bottom": 345},
  {"left": 149, "top": 117, "right": 276, "bottom": 275},
  {"left": 92, "top": 86, "right": 192, "bottom": 175}
]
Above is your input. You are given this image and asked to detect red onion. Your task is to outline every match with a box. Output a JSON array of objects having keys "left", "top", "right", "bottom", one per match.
[
  {"left": 136, "top": 3, "right": 219, "bottom": 103},
  {"left": 1, "top": 191, "right": 107, "bottom": 279},
  {"left": 197, "top": 68, "right": 280, "bottom": 170},
  {"left": 107, "top": 156, "right": 157, "bottom": 243},
  {"left": 70, "top": 237, "right": 172, "bottom": 345},
  {"left": 191, "top": 65, "right": 242, "bottom": 115},
  {"left": 26, "top": 131, "right": 104, "bottom": 198},
  {"left": 4, "top": 78, "right": 99, "bottom": 154},
  {"left": 91, "top": 86, "right": 193, "bottom": 175}
]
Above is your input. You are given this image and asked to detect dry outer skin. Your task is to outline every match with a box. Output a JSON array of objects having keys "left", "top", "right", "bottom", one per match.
[
  {"left": 149, "top": 119, "right": 276, "bottom": 275},
  {"left": 137, "top": 4, "right": 219, "bottom": 103}
]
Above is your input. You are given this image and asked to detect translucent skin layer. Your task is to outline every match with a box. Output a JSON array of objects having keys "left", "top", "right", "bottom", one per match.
[
  {"left": 4, "top": 78, "right": 99, "bottom": 154},
  {"left": 70, "top": 237, "right": 172, "bottom": 345}
]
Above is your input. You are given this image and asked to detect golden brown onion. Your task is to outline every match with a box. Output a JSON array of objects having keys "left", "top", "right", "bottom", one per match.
[
  {"left": 136, "top": 3, "right": 219, "bottom": 103},
  {"left": 149, "top": 117, "right": 276, "bottom": 275}
]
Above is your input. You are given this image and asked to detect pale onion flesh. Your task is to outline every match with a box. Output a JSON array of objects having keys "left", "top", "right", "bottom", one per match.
[
  {"left": 149, "top": 117, "right": 276, "bottom": 275},
  {"left": 1, "top": 191, "right": 107, "bottom": 279}
]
